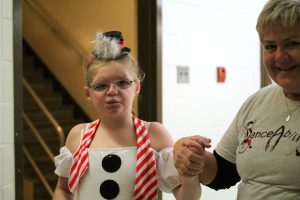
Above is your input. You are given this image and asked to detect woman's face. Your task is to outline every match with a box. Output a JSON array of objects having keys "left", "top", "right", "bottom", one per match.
[
  {"left": 85, "top": 61, "right": 140, "bottom": 118},
  {"left": 262, "top": 24, "right": 300, "bottom": 100}
]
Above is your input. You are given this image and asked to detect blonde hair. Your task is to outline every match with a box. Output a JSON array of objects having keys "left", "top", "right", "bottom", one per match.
[
  {"left": 256, "top": 0, "right": 300, "bottom": 40},
  {"left": 85, "top": 54, "right": 145, "bottom": 86}
]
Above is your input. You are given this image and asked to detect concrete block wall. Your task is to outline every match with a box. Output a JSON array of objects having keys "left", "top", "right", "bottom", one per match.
[{"left": 0, "top": 0, "right": 15, "bottom": 199}]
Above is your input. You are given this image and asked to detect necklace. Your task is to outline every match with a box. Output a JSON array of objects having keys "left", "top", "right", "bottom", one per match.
[{"left": 283, "top": 94, "right": 300, "bottom": 122}]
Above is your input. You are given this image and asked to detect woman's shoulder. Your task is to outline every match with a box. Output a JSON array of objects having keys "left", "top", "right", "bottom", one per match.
[
  {"left": 242, "top": 84, "right": 279, "bottom": 107},
  {"left": 255, "top": 83, "right": 278, "bottom": 96}
]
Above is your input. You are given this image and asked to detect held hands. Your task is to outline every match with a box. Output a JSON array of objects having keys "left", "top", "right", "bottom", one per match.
[{"left": 174, "top": 135, "right": 211, "bottom": 177}]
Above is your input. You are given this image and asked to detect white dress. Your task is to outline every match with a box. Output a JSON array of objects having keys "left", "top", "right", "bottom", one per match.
[{"left": 55, "top": 146, "right": 181, "bottom": 200}]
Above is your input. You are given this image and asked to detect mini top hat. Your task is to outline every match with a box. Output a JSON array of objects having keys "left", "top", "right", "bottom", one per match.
[
  {"left": 103, "top": 31, "right": 131, "bottom": 58},
  {"left": 84, "top": 31, "right": 131, "bottom": 69},
  {"left": 93, "top": 31, "right": 131, "bottom": 60}
]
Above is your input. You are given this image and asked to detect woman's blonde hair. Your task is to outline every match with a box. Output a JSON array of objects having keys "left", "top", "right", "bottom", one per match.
[{"left": 256, "top": 0, "right": 300, "bottom": 40}]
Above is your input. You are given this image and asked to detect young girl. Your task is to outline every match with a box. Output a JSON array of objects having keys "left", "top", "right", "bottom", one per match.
[{"left": 53, "top": 31, "right": 202, "bottom": 200}]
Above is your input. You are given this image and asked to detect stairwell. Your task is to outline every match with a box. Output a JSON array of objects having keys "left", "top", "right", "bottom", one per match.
[{"left": 23, "top": 41, "right": 90, "bottom": 200}]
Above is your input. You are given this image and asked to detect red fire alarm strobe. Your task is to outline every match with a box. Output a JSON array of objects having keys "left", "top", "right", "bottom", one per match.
[{"left": 217, "top": 66, "right": 226, "bottom": 83}]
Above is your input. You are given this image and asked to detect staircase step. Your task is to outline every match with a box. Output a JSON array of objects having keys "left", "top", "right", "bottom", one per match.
[
  {"left": 24, "top": 80, "right": 54, "bottom": 94},
  {"left": 23, "top": 170, "right": 56, "bottom": 200},
  {"left": 23, "top": 160, "right": 55, "bottom": 178},
  {"left": 24, "top": 102, "right": 74, "bottom": 113},
  {"left": 23, "top": 116, "right": 82, "bottom": 130},
  {"left": 24, "top": 140, "right": 61, "bottom": 157},
  {"left": 23, "top": 123, "right": 75, "bottom": 137},
  {"left": 23, "top": 55, "right": 34, "bottom": 67},
  {"left": 24, "top": 155, "right": 53, "bottom": 163},
  {"left": 23, "top": 158, "right": 54, "bottom": 172},
  {"left": 24, "top": 107, "right": 74, "bottom": 121},
  {"left": 24, "top": 135, "right": 59, "bottom": 145},
  {"left": 23, "top": 96, "right": 68, "bottom": 112},
  {"left": 33, "top": 174, "right": 58, "bottom": 200},
  {"left": 23, "top": 68, "right": 44, "bottom": 80},
  {"left": 23, "top": 135, "right": 60, "bottom": 145},
  {"left": 24, "top": 95, "right": 63, "bottom": 108}
]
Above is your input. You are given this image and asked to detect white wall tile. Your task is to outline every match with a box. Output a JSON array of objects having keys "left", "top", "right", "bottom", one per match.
[
  {"left": 0, "top": 63, "right": 3, "bottom": 102},
  {"left": 0, "top": 61, "right": 13, "bottom": 103},
  {"left": 0, "top": 148, "right": 2, "bottom": 186},
  {"left": 1, "top": 19, "right": 13, "bottom": 61},
  {"left": 0, "top": 19, "right": 2, "bottom": 62},
  {"left": 3, "top": 145, "right": 14, "bottom": 185},
  {"left": 0, "top": 0, "right": 2, "bottom": 18},
  {"left": 0, "top": 187, "right": 3, "bottom": 200},
  {"left": 0, "top": 185, "right": 14, "bottom": 200},
  {"left": 0, "top": 104, "right": 13, "bottom": 144},
  {"left": 0, "top": 146, "right": 15, "bottom": 199},
  {"left": 0, "top": 145, "right": 15, "bottom": 187},
  {"left": 2, "top": 0, "right": 12, "bottom": 19}
]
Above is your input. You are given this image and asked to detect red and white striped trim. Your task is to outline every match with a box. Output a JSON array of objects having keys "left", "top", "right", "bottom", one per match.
[
  {"left": 68, "top": 120, "right": 99, "bottom": 192},
  {"left": 133, "top": 116, "right": 158, "bottom": 200}
]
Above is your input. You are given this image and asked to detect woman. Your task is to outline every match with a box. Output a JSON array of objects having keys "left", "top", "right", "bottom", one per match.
[{"left": 173, "top": 0, "right": 300, "bottom": 199}]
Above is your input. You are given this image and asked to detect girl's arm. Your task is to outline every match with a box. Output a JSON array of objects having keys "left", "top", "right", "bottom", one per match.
[
  {"left": 53, "top": 124, "right": 84, "bottom": 200},
  {"left": 148, "top": 122, "right": 204, "bottom": 200},
  {"left": 53, "top": 177, "right": 73, "bottom": 200},
  {"left": 172, "top": 175, "right": 201, "bottom": 200}
]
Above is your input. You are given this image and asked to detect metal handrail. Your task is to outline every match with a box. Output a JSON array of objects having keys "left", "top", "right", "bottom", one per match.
[
  {"left": 23, "top": 77, "right": 65, "bottom": 147},
  {"left": 23, "top": 146, "right": 54, "bottom": 197},
  {"left": 23, "top": 77, "right": 65, "bottom": 198},
  {"left": 24, "top": 0, "right": 86, "bottom": 61},
  {"left": 22, "top": 112, "right": 55, "bottom": 163}
]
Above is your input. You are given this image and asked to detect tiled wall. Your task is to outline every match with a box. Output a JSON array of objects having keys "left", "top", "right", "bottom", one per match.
[
  {"left": 161, "top": 0, "right": 265, "bottom": 199},
  {"left": 0, "top": 0, "right": 15, "bottom": 199}
]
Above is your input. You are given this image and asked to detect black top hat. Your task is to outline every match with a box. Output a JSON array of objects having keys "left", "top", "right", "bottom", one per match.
[{"left": 103, "top": 31, "right": 131, "bottom": 59}]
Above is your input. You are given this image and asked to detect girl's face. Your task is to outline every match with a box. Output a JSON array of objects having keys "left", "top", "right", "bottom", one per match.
[
  {"left": 262, "top": 24, "right": 300, "bottom": 100},
  {"left": 84, "top": 61, "right": 140, "bottom": 118}
]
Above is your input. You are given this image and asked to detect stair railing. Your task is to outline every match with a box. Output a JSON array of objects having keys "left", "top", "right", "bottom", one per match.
[
  {"left": 23, "top": 146, "right": 54, "bottom": 196},
  {"left": 22, "top": 112, "right": 55, "bottom": 163},
  {"left": 23, "top": 77, "right": 66, "bottom": 197},
  {"left": 23, "top": 77, "right": 65, "bottom": 147}
]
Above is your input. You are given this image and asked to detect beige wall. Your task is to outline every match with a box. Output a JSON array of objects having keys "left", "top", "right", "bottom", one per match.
[{"left": 23, "top": 0, "right": 137, "bottom": 119}]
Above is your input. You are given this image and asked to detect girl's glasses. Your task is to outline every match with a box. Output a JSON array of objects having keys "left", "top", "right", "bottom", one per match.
[{"left": 90, "top": 80, "right": 134, "bottom": 92}]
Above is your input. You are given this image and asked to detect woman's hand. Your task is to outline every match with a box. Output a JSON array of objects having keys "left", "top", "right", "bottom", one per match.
[{"left": 174, "top": 135, "right": 211, "bottom": 176}]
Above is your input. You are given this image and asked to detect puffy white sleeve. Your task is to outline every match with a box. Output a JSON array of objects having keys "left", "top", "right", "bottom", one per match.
[
  {"left": 154, "top": 147, "right": 181, "bottom": 193},
  {"left": 54, "top": 146, "right": 73, "bottom": 177}
]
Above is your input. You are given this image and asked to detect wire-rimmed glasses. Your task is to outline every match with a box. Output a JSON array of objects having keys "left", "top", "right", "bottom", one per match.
[{"left": 90, "top": 80, "right": 134, "bottom": 92}]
